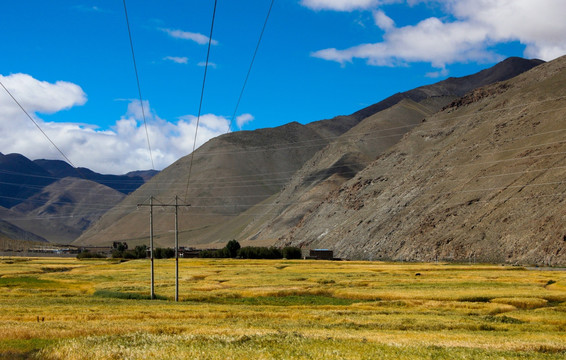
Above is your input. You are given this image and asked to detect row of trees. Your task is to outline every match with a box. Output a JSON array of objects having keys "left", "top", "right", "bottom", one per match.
[
  {"left": 199, "top": 240, "right": 302, "bottom": 259},
  {"left": 112, "top": 245, "right": 149, "bottom": 259},
  {"left": 96, "top": 240, "right": 302, "bottom": 260}
]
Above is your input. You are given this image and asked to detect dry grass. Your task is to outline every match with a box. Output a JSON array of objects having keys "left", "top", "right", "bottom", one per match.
[{"left": 0, "top": 257, "right": 565, "bottom": 359}]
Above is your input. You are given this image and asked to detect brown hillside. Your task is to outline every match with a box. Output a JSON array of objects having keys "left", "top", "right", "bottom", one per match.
[{"left": 276, "top": 55, "right": 566, "bottom": 265}]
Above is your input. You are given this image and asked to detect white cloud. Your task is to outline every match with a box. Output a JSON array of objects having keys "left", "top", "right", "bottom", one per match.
[
  {"left": 163, "top": 56, "right": 188, "bottom": 64},
  {"left": 236, "top": 113, "right": 254, "bottom": 129},
  {"left": 310, "top": 0, "right": 566, "bottom": 71},
  {"left": 161, "top": 28, "right": 218, "bottom": 45},
  {"left": 425, "top": 66, "right": 449, "bottom": 78},
  {"left": 446, "top": 0, "right": 566, "bottom": 61},
  {"left": 373, "top": 10, "right": 395, "bottom": 31},
  {"left": 312, "top": 17, "right": 493, "bottom": 67},
  {"left": 0, "top": 73, "right": 240, "bottom": 174},
  {"left": 0, "top": 73, "right": 86, "bottom": 116}
]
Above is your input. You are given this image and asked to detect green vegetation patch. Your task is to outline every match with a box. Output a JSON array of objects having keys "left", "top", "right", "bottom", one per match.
[
  {"left": 0, "top": 338, "right": 54, "bottom": 360},
  {"left": 40, "top": 267, "right": 74, "bottom": 273},
  {"left": 0, "top": 276, "right": 57, "bottom": 289},
  {"left": 93, "top": 289, "right": 167, "bottom": 301},
  {"left": 459, "top": 296, "right": 493, "bottom": 303},
  {"left": 201, "top": 294, "right": 362, "bottom": 306}
]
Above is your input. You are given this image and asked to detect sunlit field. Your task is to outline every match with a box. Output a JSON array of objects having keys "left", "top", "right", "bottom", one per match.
[{"left": 1, "top": 257, "right": 565, "bottom": 359}]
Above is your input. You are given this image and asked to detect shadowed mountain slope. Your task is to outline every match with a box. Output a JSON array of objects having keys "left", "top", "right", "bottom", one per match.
[
  {"left": 0, "top": 218, "right": 47, "bottom": 243},
  {"left": 9, "top": 178, "right": 125, "bottom": 243},
  {"left": 0, "top": 153, "right": 55, "bottom": 209},
  {"left": 275, "top": 55, "right": 566, "bottom": 265},
  {"left": 0, "top": 153, "right": 154, "bottom": 245},
  {"left": 33, "top": 159, "right": 149, "bottom": 194}
]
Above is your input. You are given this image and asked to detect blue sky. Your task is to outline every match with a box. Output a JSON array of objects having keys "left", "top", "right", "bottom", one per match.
[{"left": 1, "top": 0, "right": 565, "bottom": 174}]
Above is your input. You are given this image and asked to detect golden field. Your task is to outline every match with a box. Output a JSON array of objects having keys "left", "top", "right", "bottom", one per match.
[{"left": 0, "top": 257, "right": 565, "bottom": 359}]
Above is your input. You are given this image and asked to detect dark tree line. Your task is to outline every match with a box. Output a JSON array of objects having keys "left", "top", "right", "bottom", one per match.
[
  {"left": 199, "top": 240, "right": 302, "bottom": 259},
  {"left": 106, "top": 239, "right": 303, "bottom": 260}
]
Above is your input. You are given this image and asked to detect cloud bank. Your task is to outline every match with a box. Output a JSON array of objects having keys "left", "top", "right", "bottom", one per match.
[
  {"left": 0, "top": 73, "right": 246, "bottom": 174},
  {"left": 308, "top": 0, "right": 566, "bottom": 72}
]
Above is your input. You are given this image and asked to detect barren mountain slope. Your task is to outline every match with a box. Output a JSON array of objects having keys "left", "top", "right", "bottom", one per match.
[
  {"left": 231, "top": 58, "right": 544, "bottom": 244},
  {"left": 74, "top": 122, "right": 348, "bottom": 247},
  {"left": 9, "top": 178, "right": 126, "bottom": 243},
  {"left": 75, "top": 58, "right": 544, "bottom": 249},
  {"left": 235, "top": 99, "right": 442, "bottom": 244},
  {"left": 0, "top": 218, "right": 47, "bottom": 243},
  {"left": 276, "top": 55, "right": 566, "bottom": 265}
]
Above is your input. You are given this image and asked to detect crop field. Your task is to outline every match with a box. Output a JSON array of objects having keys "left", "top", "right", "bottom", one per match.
[{"left": 0, "top": 257, "right": 565, "bottom": 359}]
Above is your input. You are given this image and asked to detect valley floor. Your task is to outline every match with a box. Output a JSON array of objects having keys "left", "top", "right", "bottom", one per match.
[{"left": 0, "top": 257, "right": 565, "bottom": 359}]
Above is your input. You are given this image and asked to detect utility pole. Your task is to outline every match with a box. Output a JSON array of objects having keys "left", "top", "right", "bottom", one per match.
[
  {"left": 175, "top": 195, "right": 179, "bottom": 302},
  {"left": 150, "top": 196, "right": 154, "bottom": 299},
  {"left": 138, "top": 196, "right": 190, "bottom": 301}
]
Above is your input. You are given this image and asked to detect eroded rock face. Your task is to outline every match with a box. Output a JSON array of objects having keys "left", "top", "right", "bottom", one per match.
[{"left": 276, "top": 56, "right": 566, "bottom": 266}]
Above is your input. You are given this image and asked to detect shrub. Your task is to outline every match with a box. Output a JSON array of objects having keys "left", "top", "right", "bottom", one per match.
[
  {"left": 199, "top": 248, "right": 229, "bottom": 258},
  {"left": 226, "top": 240, "right": 241, "bottom": 258},
  {"left": 112, "top": 245, "right": 148, "bottom": 259},
  {"left": 134, "top": 245, "right": 148, "bottom": 259},
  {"left": 154, "top": 248, "right": 175, "bottom": 259},
  {"left": 77, "top": 250, "right": 106, "bottom": 259},
  {"left": 238, "top": 246, "right": 283, "bottom": 259},
  {"left": 282, "top": 247, "right": 302, "bottom": 259}
]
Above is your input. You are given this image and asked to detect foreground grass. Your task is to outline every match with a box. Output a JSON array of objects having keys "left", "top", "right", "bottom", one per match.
[{"left": 0, "top": 257, "right": 565, "bottom": 359}]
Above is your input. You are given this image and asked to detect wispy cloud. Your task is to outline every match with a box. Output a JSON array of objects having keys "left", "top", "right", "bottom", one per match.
[
  {"left": 236, "top": 113, "right": 254, "bottom": 129},
  {"left": 73, "top": 5, "right": 107, "bottom": 13},
  {"left": 197, "top": 61, "right": 217, "bottom": 68},
  {"left": 160, "top": 28, "right": 218, "bottom": 45},
  {"left": 163, "top": 56, "right": 188, "bottom": 64}
]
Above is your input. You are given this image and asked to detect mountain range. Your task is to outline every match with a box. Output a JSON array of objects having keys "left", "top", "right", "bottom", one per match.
[
  {"left": 3, "top": 55, "right": 565, "bottom": 265},
  {"left": 0, "top": 154, "right": 156, "bottom": 243}
]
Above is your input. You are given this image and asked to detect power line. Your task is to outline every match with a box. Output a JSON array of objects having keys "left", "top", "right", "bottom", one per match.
[
  {"left": 0, "top": 80, "right": 81, "bottom": 171},
  {"left": 228, "top": 0, "right": 275, "bottom": 131},
  {"left": 184, "top": 0, "right": 218, "bottom": 203},
  {"left": 122, "top": 0, "right": 155, "bottom": 171},
  {"left": 3, "top": 111, "right": 566, "bottom": 195}
]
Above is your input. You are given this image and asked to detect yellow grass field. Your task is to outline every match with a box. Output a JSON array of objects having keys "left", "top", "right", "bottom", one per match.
[{"left": 1, "top": 257, "right": 565, "bottom": 359}]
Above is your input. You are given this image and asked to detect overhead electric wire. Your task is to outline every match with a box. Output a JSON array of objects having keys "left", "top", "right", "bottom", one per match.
[
  {"left": 183, "top": 0, "right": 218, "bottom": 203},
  {"left": 174, "top": 97, "right": 566, "bottom": 158},
  {"left": 0, "top": 80, "right": 81, "bottom": 171},
  {"left": 3, "top": 82, "right": 566, "bottom": 224},
  {"left": 228, "top": 0, "right": 275, "bottom": 131},
  {"left": 122, "top": 0, "right": 155, "bottom": 171},
  {"left": 3, "top": 97, "right": 566, "bottom": 193}
]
